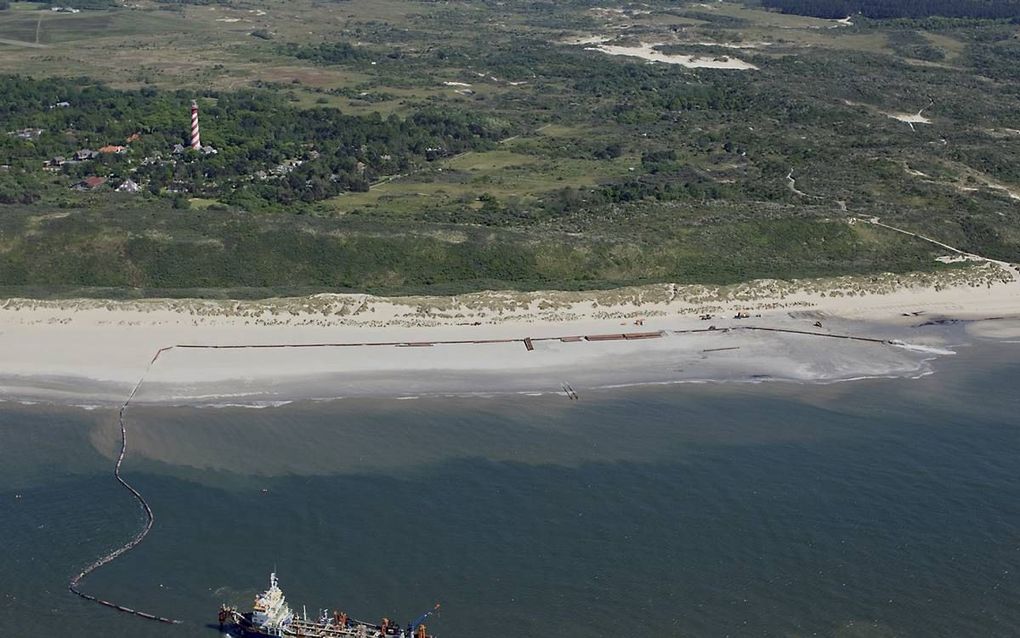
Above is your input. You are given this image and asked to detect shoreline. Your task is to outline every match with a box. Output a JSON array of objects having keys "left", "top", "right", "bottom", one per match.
[{"left": 1, "top": 263, "right": 1018, "bottom": 406}]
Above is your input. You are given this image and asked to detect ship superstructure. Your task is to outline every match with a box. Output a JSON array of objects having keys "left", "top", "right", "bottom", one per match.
[
  {"left": 250, "top": 573, "right": 294, "bottom": 635},
  {"left": 219, "top": 573, "right": 438, "bottom": 638}
]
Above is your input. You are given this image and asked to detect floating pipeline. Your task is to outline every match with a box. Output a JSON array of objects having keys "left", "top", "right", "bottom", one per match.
[
  {"left": 68, "top": 349, "right": 182, "bottom": 626},
  {"left": 670, "top": 325, "right": 891, "bottom": 344},
  {"left": 735, "top": 326, "right": 890, "bottom": 344}
]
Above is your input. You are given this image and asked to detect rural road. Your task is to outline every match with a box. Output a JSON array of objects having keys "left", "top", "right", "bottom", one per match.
[{"left": 861, "top": 217, "right": 1017, "bottom": 269}]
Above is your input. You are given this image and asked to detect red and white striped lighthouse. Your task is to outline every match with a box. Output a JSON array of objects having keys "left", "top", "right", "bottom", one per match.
[{"left": 190, "top": 100, "right": 201, "bottom": 150}]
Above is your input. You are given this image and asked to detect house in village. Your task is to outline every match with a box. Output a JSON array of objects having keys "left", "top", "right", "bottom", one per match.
[
  {"left": 72, "top": 176, "right": 107, "bottom": 191},
  {"left": 116, "top": 179, "right": 141, "bottom": 193},
  {"left": 74, "top": 149, "right": 99, "bottom": 161},
  {"left": 425, "top": 146, "right": 446, "bottom": 161},
  {"left": 98, "top": 145, "right": 127, "bottom": 155},
  {"left": 9, "top": 128, "right": 44, "bottom": 141},
  {"left": 172, "top": 143, "right": 217, "bottom": 156}
]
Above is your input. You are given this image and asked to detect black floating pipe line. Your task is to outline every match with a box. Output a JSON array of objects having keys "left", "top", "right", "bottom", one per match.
[{"left": 68, "top": 347, "right": 181, "bottom": 625}]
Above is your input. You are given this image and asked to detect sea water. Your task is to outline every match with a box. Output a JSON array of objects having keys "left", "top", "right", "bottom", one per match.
[{"left": 1, "top": 342, "right": 1018, "bottom": 637}]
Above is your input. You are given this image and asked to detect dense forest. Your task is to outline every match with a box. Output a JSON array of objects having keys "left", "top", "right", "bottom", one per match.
[{"left": 758, "top": 0, "right": 1020, "bottom": 19}]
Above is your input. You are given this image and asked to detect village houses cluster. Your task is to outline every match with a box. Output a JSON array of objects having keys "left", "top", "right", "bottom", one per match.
[
  {"left": 8, "top": 98, "right": 365, "bottom": 200},
  {"left": 9, "top": 102, "right": 220, "bottom": 196}
]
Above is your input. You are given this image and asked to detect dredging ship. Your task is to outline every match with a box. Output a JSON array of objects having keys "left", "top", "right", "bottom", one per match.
[{"left": 219, "top": 573, "right": 439, "bottom": 638}]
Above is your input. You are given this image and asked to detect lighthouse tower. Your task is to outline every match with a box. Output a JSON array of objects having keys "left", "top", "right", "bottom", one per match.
[{"left": 190, "top": 100, "right": 201, "bottom": 150}]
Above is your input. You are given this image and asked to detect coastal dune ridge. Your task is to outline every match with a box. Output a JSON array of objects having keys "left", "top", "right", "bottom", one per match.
[{"left": 0, "top": 262, "right": 1018, "bottom": 406}]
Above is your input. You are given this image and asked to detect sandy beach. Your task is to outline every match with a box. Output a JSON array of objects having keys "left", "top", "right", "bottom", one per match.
[{"left": 1, "top": 262, "right": 1018, "bottom": 406}]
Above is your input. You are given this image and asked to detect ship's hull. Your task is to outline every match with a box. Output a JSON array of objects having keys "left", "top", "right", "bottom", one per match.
[
  {"left": 223, "top": 611, "right": 393, "bottom": 638},
  {"left": 221, "top": 613, "right": 284, "bottom": 638}
]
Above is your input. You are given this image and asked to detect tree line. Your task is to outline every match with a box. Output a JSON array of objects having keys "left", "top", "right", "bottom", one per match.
[{"left": 758, "top": 0, "right": 1020, "bottom": 19}]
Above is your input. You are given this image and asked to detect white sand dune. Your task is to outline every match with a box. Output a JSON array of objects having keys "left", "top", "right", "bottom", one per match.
[
  {"left": 888, "top": 100, "right": 935, "bottom": 130},
  {"left": 888, "top": 112, "right": 932, "bottom": 131},
  {"left": 585, "top": 42, "right": 758, "bottom": 70}
]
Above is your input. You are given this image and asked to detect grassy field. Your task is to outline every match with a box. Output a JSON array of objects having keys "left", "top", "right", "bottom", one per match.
[
  {"left": 0, "top": 0, "right": 1018, "bottom": 297},
  {"left": 325, "top": 149, "right": 637, "bottom": 217}
]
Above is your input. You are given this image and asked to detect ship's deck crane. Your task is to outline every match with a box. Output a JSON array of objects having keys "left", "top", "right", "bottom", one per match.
[{"left": 411, "top": 603, "right": 441, "bottom": 632}]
